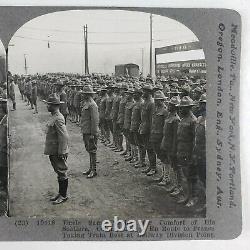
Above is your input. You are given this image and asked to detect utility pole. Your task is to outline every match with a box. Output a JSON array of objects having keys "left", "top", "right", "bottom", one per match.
[
  {"left": 24, "top": 54, "right": 28, "bottom": 75},
  {"left": 149, "top": 13, "right": 153, "bottom": 77},
  {"left": 84, "top": 24, "right": 89, "bottom": 75},
  {"left": 141, "top": 48, "right": 144, "bottom": 76}
]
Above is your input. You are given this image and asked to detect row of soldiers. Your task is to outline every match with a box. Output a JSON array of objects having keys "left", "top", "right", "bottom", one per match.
[{"left": 16, "top": 73, "right": 206, "bottom": 212}]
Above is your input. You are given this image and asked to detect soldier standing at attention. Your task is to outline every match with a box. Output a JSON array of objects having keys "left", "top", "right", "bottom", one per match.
[
  {"left": 105, "top": 85, "right": 115, "bottom": 146},
  {"left": 191, "top": 93, "right": 206, "bottom": 211},
  {"left": 31, "top": 80, "right": 38, "bottom": 114},
  {"left": 9, "top": 78, "right": 16, "bottom": 111},
  {"left": 160, "top": 96, "right": 181, "bottom": 189},
  {"left": 174, "top": 96, "right": 197, "bottom": 205},
  {"left": 140, "top": 84, "right": 157, "bottom": 175},
  {"left": 99, "top": 86, "right": 108, "bottom": 143},
  {"left": 123, "top": 88, "right": 135, "bottom": 162},
  {"left": 55, "top": 81, "right": 69, "bottom": 124},
  {"left": 150, "top": 90, "right": 168, "bottom": 178},
  {"left": 110, "top": 83, "right": 121, "bottom": 151},
  {"left": 43, "top": 94, "right": 69, "bottom": 205},
  {"left": 130, "top": 85, "right": 143, "bottom": 167},
  {"left": 81, "top": 85, "right": 99, "bottom": 178},
  {"left": 117, "top": 83, "right": 128, "bottom": 155}
]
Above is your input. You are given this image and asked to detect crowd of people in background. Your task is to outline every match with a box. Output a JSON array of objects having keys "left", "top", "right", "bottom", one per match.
[{"left": 10, "top": 72, "right": 206, "bottom": 212}]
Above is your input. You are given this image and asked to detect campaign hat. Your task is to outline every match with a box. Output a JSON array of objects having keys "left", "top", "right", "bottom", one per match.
[
  {"left": 43, "top": 94, "right": 64, "bottom": 105},
  {"left": 177, "top": 96, "right": 195, "bottom": 107}
]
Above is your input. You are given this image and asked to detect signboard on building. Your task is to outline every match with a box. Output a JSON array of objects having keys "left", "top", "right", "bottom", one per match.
[{"left": 155, "top": 42, "right": 206, "bottom": 77}]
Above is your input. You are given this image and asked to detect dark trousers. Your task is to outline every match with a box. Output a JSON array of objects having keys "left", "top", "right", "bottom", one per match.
[
  {"left": 49, "top": 155, "right": 68, "bottom": 181},
  {"left": 140, "top": 134, "right": 156, "bottom": 168}
]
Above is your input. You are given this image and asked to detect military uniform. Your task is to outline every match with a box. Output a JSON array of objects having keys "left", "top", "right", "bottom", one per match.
[
  {"left": 139, "top": 95, "right": 156, "bottom": 174},
  {"left": 31, "top": 82, "right": 38, "bottom": 113},
  {"left": 110, "top": 92, "right": 121, "bottom": 150},
  {"left": 9, "top": 81, "right": 16, "bottom": 110},
  {"left": 123, "top": 94, "right": 135, "bottom": 160},
  {"left": 117, "top": 94, "right": 127, "bottom": 152},
  {"left": 130, "top": 97, "right": 143, "bottom": 165},
  {"left": 59, "top": 90, "right": 69, "bottom": 124},
  {"left": 105, "top": 93, "right": 114, "bottom": 144},
  {"left": 44, "top": 95, "right": 69, "bottom": 204},
  {"left": 175, "top": 98, "right": 197, "bottom": 204},
  {"left": 99, "top": 92, "right": 108, "bottom": 142},
  {"left": 81, "top": 87, "right": 99, "bottom": 178}
]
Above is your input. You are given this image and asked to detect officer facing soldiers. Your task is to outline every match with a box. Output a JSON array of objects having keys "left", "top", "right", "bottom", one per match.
[
  {"left": 43, "top": 94, "right": 69, "bottom": 205},
  {"left": 174, "top": 96, "right": 197, "bottom": 205},
  {"left": 140, "top": 84, "right": 157, "bottom": 176},
  {"left": 81, "top": 85, "right": 99, "bottom": 178}
]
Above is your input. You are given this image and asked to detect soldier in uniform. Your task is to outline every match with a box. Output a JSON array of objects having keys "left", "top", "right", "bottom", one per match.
[
  {"left": 123, "top": 88, "right": 135, "bottom": 161},
  {"left": 43, "top": 94, "right": 69, "bottom": 205},
  {"left": 105, "top": 85, "right": 115, "bottom": 146},
  {"left": 173, "top": 96, "right": 197, "bottom": 205},
  {"left": 191, "top": 93, "right": 206, "bottom": 211},
  {"left": 31, "top": 80, "right": 38, "bottom": 114},
  {"left": 150, "top": 90, "right": 168, "bottom": 179},
  {"left": 130, "top": 86, "right": 143, "bottom": 167},
  {"left": 140, "top": 84, "right": 157, "bottom": 176},
  {"left": 160, "top": 96, "right": 181, "bottom": 189},
  {"left": 55, "top": 81, "right": 69, "bottom": 124},
  {"left": 81, "top": 85, "right": 99, "bottom": 178},
  {"left": 9, "top": 78, "right": 16, "bottom": 111},
  {"left": 110, "top": 83, "right": 121, "bottom": 151},
  {"left": 117, "top": 83, "right": 128, "bottom": 155},
  {"left": 99, "top": 86, "right": 108, "bottom": 143}
]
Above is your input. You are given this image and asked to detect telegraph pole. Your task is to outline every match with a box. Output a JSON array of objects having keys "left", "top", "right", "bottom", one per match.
[
  {"left": 84, "top": 25, "right": 89, "bottom": 74},
  {"left": 24, "top": 54, "right": 28, "bottom": 75},
  {"left": 149, "top": 13, "right": 153, "bottom": 77},
  {"left": 141, "top": 48, "right": 144, "bottom": 76}
]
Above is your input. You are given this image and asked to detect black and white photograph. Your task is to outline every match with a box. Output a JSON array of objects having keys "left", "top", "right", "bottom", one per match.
[
  {"left": 0, "top": 5, "right": 242, "bottom": 242},
  {"left": 3, "top": 10, "right": 207, "bottom": 218}
]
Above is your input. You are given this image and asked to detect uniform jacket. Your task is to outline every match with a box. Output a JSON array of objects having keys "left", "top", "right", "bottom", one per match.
[
  {"left": 58, "top": 91, "right": 69, "bottom": 115},
  {"left": 123, "top": 100, "right": 135, "bottom": 130},
  {"left": 130, "top": 99, "right": 143, "bottom": 132},
  {"left": 110, "top": 95, "right": 121, "bottom": 121},
  {"left": 99, "top": 95, "right": 107, "bottom": 120},
  {"left": 177, "top": 112, "right": 197, "bottom": 158},
  {"left": 105, "top": 95, "right": 114, "bottom": 120},
  {"left": 31, "top": 85, "right": 37, "bottom": 100},
  {"left": 193, "top": 115, "right": 206, "bottom": 160},
  {"left": 151, "top": 104, "right": 168, "bottom": 135},
  {"left": 161, "top": 112, "right": 180, "bottom": 156},
  {"left": 9, "top": 82, "right": 15, "bottom": 100},
  {"left": 117, "top": 95, "right": 127, "bottom": 125},
  {"left": 44, "top": 110, "right": 69, "bottom": 155},
  {"left": 139, "top": 97, "right": 154, "bottom": 134},
  {"left": 81, "top": 98, "right": 99, "bottom": 136}
]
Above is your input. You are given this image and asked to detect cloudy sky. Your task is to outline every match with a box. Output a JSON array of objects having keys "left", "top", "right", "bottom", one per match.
[{"left": 1, "top": 10, "right": 204, "bottom": 76}]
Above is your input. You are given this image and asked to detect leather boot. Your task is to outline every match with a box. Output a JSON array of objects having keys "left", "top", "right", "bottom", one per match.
[
  {"left": 52, "top": 179, "right": 68, "bottom": 205},
  {"left": 87, "top": 153, "right": 97, "bottom": 178},
  {"left": 83, "top": 154, "right": 92, "bottom": 175}
]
